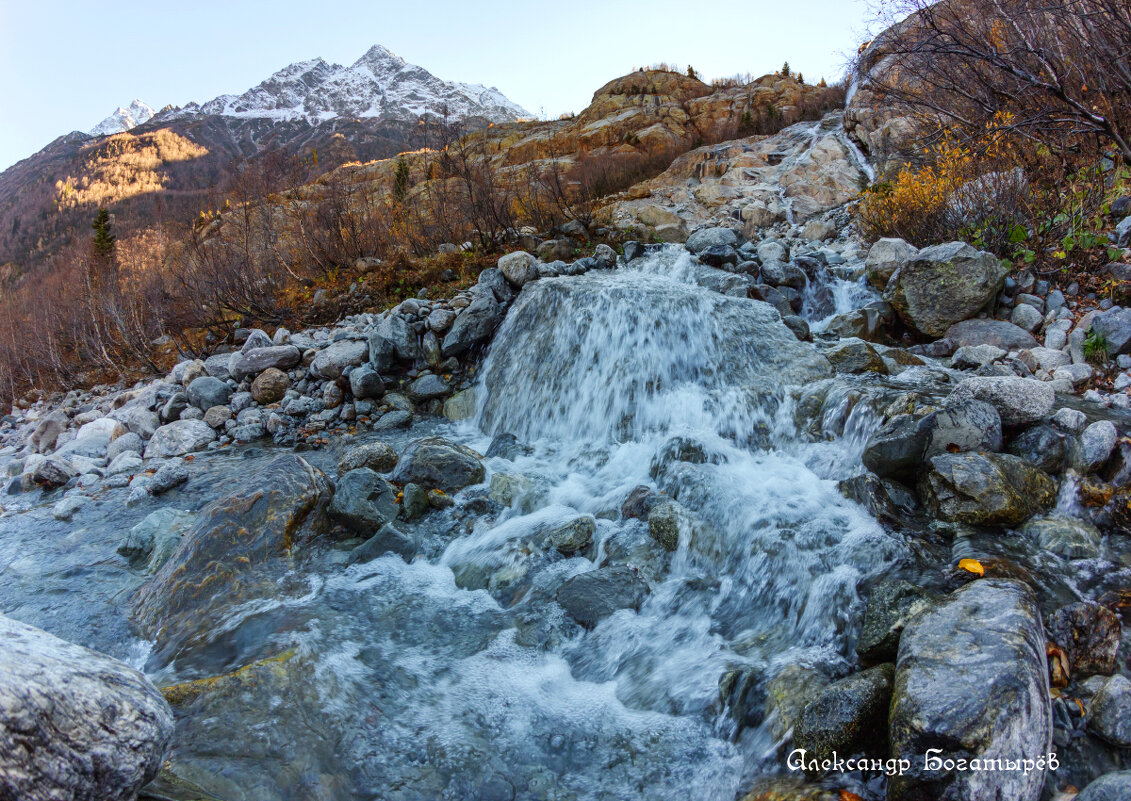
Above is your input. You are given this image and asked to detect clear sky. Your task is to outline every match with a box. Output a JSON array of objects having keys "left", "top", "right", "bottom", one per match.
[{"left": 0, "top": 0, "right": 875, "bottom": 171}]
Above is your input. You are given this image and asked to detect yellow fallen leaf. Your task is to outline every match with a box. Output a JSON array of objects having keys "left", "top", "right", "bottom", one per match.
[{"left": 958, "top": 558, "right": 984, "bottom": 576}]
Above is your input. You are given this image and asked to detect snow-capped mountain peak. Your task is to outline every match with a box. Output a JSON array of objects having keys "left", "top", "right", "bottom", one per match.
[
  {"left": 89, "top": 100, "right": 156, "bottom": 136},
  {"left": 175, "top": 44, "right": 529, "bottom": 124}
]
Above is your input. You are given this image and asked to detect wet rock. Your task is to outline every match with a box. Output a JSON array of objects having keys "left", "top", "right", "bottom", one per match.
[
  {"left": 0, "top": 614, "right": 173, "bottom": 801},
  {"left": 921, "top": 399, "right": 1002, "bottom": 459},
  {"left": 1008, "top": 425, "right": 1066, "bottom": 474},
  {"left": 1075, "top": 771, "right": 1131, "bottom": 801},
  {"left": 348, "top": 363, "right": 384, "bottom": 400},
  {"left": 948, "top": 376, "right": 1055, "bottom": 426},
  {"left": 794, "top": 663, "right": 894, "bottom": 768},
  {"left": 442, "top": 389, "right": 476, "bottom": 421},
  {"left": 1071, "top": 420, "right": 1118, "bottom": 473},
  {"left": 765, "top": 664, "right": 830, "bottom": 741},
  {"left": 442, "top": 294, "right": 504, "bottom": 356},
  {"left": 337, "top": 441, "right": 398, "bottom": 475},
  {"left": 251, "top": 367, "right": 290, "bottom": 404},
  {"left": 825, "top": 339, "right": 887, "bottom": 374},
  {"left": 885, "top": 242, "right": 1009, "bottom": 337},
  {"left": 864, "top": 237, "right": 918, "bottom": 291},
  {"left": 372, "top": 409, "right": 412, "bottom": 430},
  {"left": 1046, "top": 601, "right": 1121, "bottom": 678},
  {"left": 228, "top": 345, "right": 301, "bottom": 382},
  {"left": 838, "top": 473, "right": 921, "bottom": 528},
  {"left": 52, "top": 494, "right": 86, "bottom": 520},
  {"left": 546, "top": 516, "right": 596, "bottom": 555},
  {"left": 143, "top": 419, "right": 217, "bottom": 459},
  {"left": 862, "top": 414, "right": 928, "bottom": 480},
  {"left": 133, "top": 455, "right": 332, "bottom": 659},
  {"left": 945, "top": 319, "right": 1039, "bottom": 351},
  {"left": 150, "top": 460, "right": 189, "bottom": 494},
  {"left": 920, "top": 452, "right": 1055, "bottom": 526},
  {"left": 647, "top": 500, "right": 691, "bottom": 551},
  {"left": 409, "top": 373, "right": 450, "bottom": 400},
  {"left": 686, "top": 226, "right": 738, "bottom": 254},
  {"left": 781, "top": 315, "right": 811, "bottom": 341},
  {"left": 117, "top": 508, "right": 188, "bottom": 571},
  {"left": 888, "top": 579, "right": 1051, "bottom": 801},
  {"left": 1021, "top": 515, "right": 1101, "bottom": 560},
  {"left": 621, "top": 485, "right": 663, "bottom": 520},
  {"left": 399, "top": 482, "right": 430, "bottom": 521},
  {"left": 329, "top": 468, "right": 398, "bottom": 534},
  {"left": 31, "top": 455, "right": 77, "bottom": 488},
  {"left": 391, "top": 436, "right": 484, "bottom": 491},
  {"left": 555, "top": 566, "right": 650, "bottom": 628},
  {"left": 1088, "top": 675, "right": 1131, "bottom": 747},
  {"left": 857, "top": 579, "right": 938, "bottom": 664},
  {"left": 347, "top": 522, "right": 416, "bottom": 563}
]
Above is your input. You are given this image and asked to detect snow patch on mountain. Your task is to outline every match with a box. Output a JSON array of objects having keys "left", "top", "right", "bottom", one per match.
[
  {"left": 89, "top": 100, "right": 156, "bottom": 136},
  {"left": 171, "top": 44, "right": 529, "bottom": 124}
]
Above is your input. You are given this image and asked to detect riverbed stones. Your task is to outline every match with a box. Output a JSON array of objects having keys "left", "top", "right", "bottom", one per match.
[
  {"left": 132, "top": 455, "right": 332, "bottom": 659},
  {"left": 555, "top": 566, "right": 650, "bottom": 628},
  {"left": 1076, "top": 772, "right": 1131, "bottom": 801},
  {"left": 545, "top": 516, "right": 596, "bottom": 555},
  {"left": 0, "top": 614, "right": 173, "bottom": 801},
  {"left": 348, "top": 363, "right": 384, "bottom": 400},
  {"left": 1008, "top": 425, "right": 1067, "bottom": 474},
  {"left": 794, "top": 663, "right": 894, "bottom": 768},
  {"left": 686, "top": 226, "right": 738, "bottom": 254},
  {"left": 948, "top": 376, "right": 1055, "bottom": 426},
  {"left": 921, "top": 399, "right": 1002, "bottom": 459},
  {"left": 1088, "top": 675, "right": 1131, "bottom": 747},
  {"left": 857, "top": 579, "right": 937, "bottom": 664},
  {"left": 329, "top": 468, "right": 399, "bottom": 534},
  {"left": 143, "top": 419, "right": 217, "bottom": 459},
  {"left": 498, "top": 250, "right": 537, "bottom": 286},
  {"left": 765, "top": 664, "right": 830, "bottom": 742},
  {"left": 825, "top": 339, "right": 887, "bottom": 374},
  {"left": 347, "top": 522, "right": 416, "bottom": 563},
  {"left": 31, "top": 455, "right": 77, "bottom": 488},
  {"left": 1071, "top": 420, "right": 1118, "bottom": 473},
  {"left": 862, "top": 414, "right": 929, "bottom": 480},
  {"left": 441, "top": 293, "right": 504, "bottom": 356},
  {"left": 311, "top": 339, "right": 368, "bottom": 380},
  {"left": 391, "top": 436, "right": 484, "bottom": 491},
  {"left": 884, "top": 242, "right": 1008, "bottom": 337},
  {"left": 920, "top": 452, "right": 1055, "bottom": 526},
  {"left": 888, "top": 579, "right": 1052, "bottom": 801},
  {"left": 1021, "top": 515, "right": 1102, "bottom": 560},
  {"left": 1046, "top": 601, "right": 1121, "bottom": 678},
  {"left": 945, "top": 319, "right": 1038, "bottom": 351}
]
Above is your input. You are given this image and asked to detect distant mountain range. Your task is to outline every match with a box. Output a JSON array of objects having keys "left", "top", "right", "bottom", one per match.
[{"left": 1, "top": 44, "right": 529, "bottom": 275}]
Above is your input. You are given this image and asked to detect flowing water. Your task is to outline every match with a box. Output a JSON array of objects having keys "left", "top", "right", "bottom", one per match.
[{"left": 5, "top": 247, "right": 1098, "bottom": 800}]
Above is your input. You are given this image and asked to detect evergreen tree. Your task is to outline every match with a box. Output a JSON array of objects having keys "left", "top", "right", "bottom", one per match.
[
  {"left": 393, "top": 157, "right": 411, "bottom": 201},
  {"left": 91, "top": 208, "right": 115, "bottom": 266},
  {"left": 781, "top": 62, "right": 791, "bottom": 78},
  {"left": 686, "top": 65, "right": 698, "bottom": 80}
]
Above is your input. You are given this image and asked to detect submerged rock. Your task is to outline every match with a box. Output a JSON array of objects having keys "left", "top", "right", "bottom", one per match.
[
  {"left": 391, "top": 436, "right": 485, "bottom": 491},
  {"left": 132, "top": 455, "right": 332, "bottom": 659},
  {"left": 0, "top": 614, "right": 173, "bottom": 801},
  {"left": 555, "top": 566, "right": 649, "bottom": 628},
  {"left": 888, "top": 579, "right": 1052, "bottom": 801},
  {"left": 329, "top": 468, "right": 398, "bottom": 534},
  {"left": 856, "top": 579, "right": 937, "bottom": 664}
]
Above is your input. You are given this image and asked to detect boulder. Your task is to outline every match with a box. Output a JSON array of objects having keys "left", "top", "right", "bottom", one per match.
[
  {"left": 947, "top": 376, "right": 1055, "bottom": 426},
  {"left": 686, "top": 227, "right": 738, "bottom": 254},
  {"left": 1071, "top": 420, "right": 1118, "bottom": 473},
  {"left": 186, "top": 376, "right": 231, "bottom": 412},
  {"left": 240, "top": 328, "right": 272, "bottom": 352},
  {"left": 107, "top": 431, "right": 143, "bottom": 461},
  {"left": 945, "top": 319, "right": 1038, "bottom": 351},
  {"left": 921, "top": 399, "right": 1002, "bottom": 459},
  {"left": 29, "top": 412, "right": 67, "bottom": 453},
  {"left": 409, "top": 373, "right": 450, "bottom": 399},
  {"left": 228, "top": 345, "right": 301, "bottom": 382},
  {"left": 0, "top": 614, "right": 173, "bottom": 801},
  {"left": 1092, "top": 307, "right": 1131, "bottom": 354},
  {"left": 347, "top": 522, "right": 416, "bottom": 564},
  {"left": 1075, "top": 771, "right": 1131, "bottom": 801},
  {"left": 203, "top": 352, "right": 233, "bottom": 379},
  {"left": 884, "top": 242, "right": 1008, "bottom": 337},
  {"left": 920, "top": 452, "right": 1056, "bottom": 526},
  {"left": 1088, "top": 675, "right": 1131, "bottom": 748},
  {"left": 794, "top": 664, "right": 894, "bottom": 768},
  {"left": 390, "top": 436, "right": 485, "bottom": 491},
  {"left": 546, "top": 516, "right": 596, "bottom": 555},
  {"left": 441, "top": 294, "right": 504, "bottom": 356},
  {"left": 951, "top": 344, "right": 1006, "bottom": 369},
  {"left": 888, "top": 579, "right": 1052, "bottom": 801},
  {"left": 862, "top": 414, "right": 929, "bottom": 480},
  {"left": 497, "top": 251, "right": 537, "bottom": 286},
  {"left": 337, "top": 441, "right": 398, "bottom": 475},
  {"left": 143, "top": 419, "right": 216, "bottom": 459},
  {"left": 348, "top": 364, "right": 384, "bottom": 400},
  {"left": 1008, "top": 425, "right": 1066, "bottom": 474},
  {"left": 250, "top": 367, "right": 290, "bottom": 404},
  {"left": 825, "top": 339, "right": 887, "bottom": 374},
  {"left": 765, "top": 664, "right": 830, "bottom": 742},
  {"left": 864, "top": 237, "right": 918, "bottom": 291},
  {"left": 555, "top": 566, "right": 649, "bottom": 628},
  {"left": 311, "top": 339, "right": 368, "bottom": 380},
  {"left": 647, "top": 500, "right": 691, "bottom": 551},
  {"left": 442, "top": 389, "right": 476, "bottom": 421},
  {"left": 31, "top": 455, "right": 77, "bottom": 488},
  {"left": 856, "top": 580, "right": 937, "bottom": 664},
  {"left": 1046, "top": 601, "right": 1121, "bottom": 678},
  {"left": 132, "top": 455, "right": 331, "bottom": 659},
  {"left": 369, "top": 314, "right": 421, "bottom": 365},
  {"left": 328, "top": 468, "right": 398, "bottom": 534},
  {"left": 1011, "top": 303, "right": 1044, "bottom": 333}
]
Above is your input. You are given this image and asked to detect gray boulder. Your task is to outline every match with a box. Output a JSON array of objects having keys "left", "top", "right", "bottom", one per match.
[
  {"left": 391, "top": 436, "right": 485, "bottom": 491},
  {"left": 945, "top": 319, "right": 1038, "bottom": 350},
  {"left": 229, "top": 345, "right": 301, "bottom": 381},
  {"left": 555, "top": 566, "right": 650, "bottom": 628},
  {"left": 31, "top": 455, "right": 77, "bottom": 488},
  {"left": 686, "top": 227, "right": 738, "bottom": 254},
  {"left": 885, "top": 242, "right": 1008, "bottom": 337},
  {"left": 864, "top": 237, "right": 918, "bottom": 291},
  {"left": 203, "top": 352, "right": 233, "bottom": 379},
  {"left": 441, "top": 294, "right": 504, "bottom": 356},
  {"left": 920, "top": 452, "right": 1056, "bottom": 526},
  {"left": 857, "top": 579, "right": 938, "bottom": 664},
  {"left": 0, "top": 615, "right": 173, "bottom": 801},
  {"left": 1088, "top": 675, "right": 1131, "bottom": 747},
  {"left": 1008, "top": 425, "right": 1067, "bottom": 474},
  {"left": 329, "top": 468, "right": 398, "bottom": 534},
  {"left": 1011, "top": 302, "right": 1044, "bottom": 333},
  {"left": 948, "top": 376, "right": 1055, "bottom": 426},
  {"left": 1076, "top": 771, "right": 1131, "bottom": 801},
  {"left": 347, "top": 522, "right": 416, "bottom": 563},
  {"left": 348, "top": 364, "right": 384, "bottom": 400},
  {"left": 107, "top": 431, "right": 143, "bottom": 461},
  {"left": 311, "top": 339, "right": 368, "bottom": 380},
  {"left": 888, "top": 579, "right": 1051, "bottom": 801},
  {"left": 1071, "top": 420, "right": 1118, "bottom": 473},
  {"left": 1092, "top": 307, "right": 1131, "bottom": 354},
  {"left": 337, "top": 441, "right": 398, "bottom": 475},
  {"left": 143, "top": 419, "right": 217, "bottom": 459},
  {"left": 369, "top": 314, "right": 420, "bottom": 364},
  {"left": 186, "top": 376, "right": 231, "bottom": 411},
  {"left": 409, "top": 373, "right": 450, "bottom": 399},
  {"left": 921, "top": 399, "right": 1002, "bottom": 459},
  {"left": 240, "top": 328, "right": 272, "bottom": 352},
  {"left": 862, "top": 414, "right": 929, "bottom": 480},
  {"left": 498, "top": 251, "right": 537, "bottom": 286},
  {"left": 546, "top": 516, "right": 596, "bottom": 555}
]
